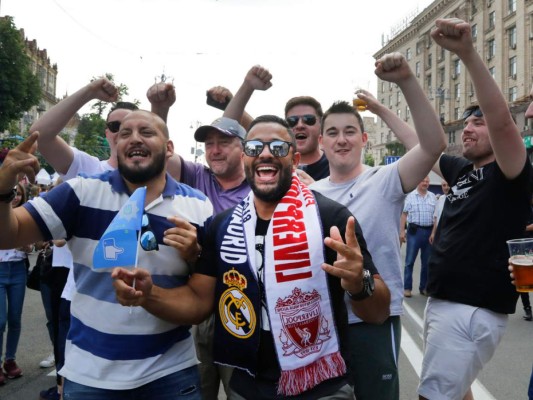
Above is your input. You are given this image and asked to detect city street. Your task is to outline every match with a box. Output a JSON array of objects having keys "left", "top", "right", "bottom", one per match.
[{"left": 1, "top": 251, "right": 532, "bottom": 400}]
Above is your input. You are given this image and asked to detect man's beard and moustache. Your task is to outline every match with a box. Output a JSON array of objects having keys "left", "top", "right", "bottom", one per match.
[
  {"left": 246, "top": 160, "right": 293, "bottom": 203},
  {"left": 118, "top": 148, "right": 166, "bottom": 184}
]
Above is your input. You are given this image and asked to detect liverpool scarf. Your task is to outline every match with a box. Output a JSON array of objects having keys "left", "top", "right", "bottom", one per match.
[{"left": 213, "top": 174, "right": 346, "bottom": 396}]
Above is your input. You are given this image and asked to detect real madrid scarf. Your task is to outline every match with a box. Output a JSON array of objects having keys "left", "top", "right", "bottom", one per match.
[{"left": 214, "top": 174, "right": 346, "bottom": 396}]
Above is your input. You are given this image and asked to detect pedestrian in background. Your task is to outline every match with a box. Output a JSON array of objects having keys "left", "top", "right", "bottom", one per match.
[
  {"left": 0, "top": 182, "right": 32, "bottom": 383},
  {"left": 400, "top": 176, "right": 436, "bottom": 297}
]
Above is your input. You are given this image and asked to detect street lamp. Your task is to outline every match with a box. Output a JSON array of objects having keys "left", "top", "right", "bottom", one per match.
[{"left": 189, "top": 121, "right": 203, "bottom": 163}]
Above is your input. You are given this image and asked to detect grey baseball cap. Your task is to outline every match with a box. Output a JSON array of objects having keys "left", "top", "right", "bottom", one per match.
[{"left": 194, "top": 117, "right": 246, "bottom": 142}]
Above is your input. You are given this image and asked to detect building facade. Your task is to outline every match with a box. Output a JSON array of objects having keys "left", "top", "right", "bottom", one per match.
[
  {"left": 20, "top": 28, "right": 58, "bottom": 134},
  {"left": 370, "top": 0, "right": 533, "bottom": 163}
]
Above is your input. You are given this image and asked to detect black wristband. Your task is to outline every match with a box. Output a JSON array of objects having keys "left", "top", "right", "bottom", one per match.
[{"left": 0, "top": 188, "right": 16, "bottom": 203}]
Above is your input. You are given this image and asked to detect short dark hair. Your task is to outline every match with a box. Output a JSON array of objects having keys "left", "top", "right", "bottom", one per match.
[
  {"left": 284, "top": 96, "right": 323, "bottom": 118},
  {"left": 107, "top": 101, "right": 138, "bottom": 121},
  {"left": 322, "top": 101, "right": 365, "bottom": 134},
  {"left": 247, "top": 115, "right": 297, "bottom": 149}
]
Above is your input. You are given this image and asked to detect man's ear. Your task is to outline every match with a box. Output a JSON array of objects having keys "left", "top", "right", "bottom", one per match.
[
  {"left": 166, "top": 140, "right": 175, "bottom": 158},
  {"left": 292, "top": 151, "right": 301, "bottom": 171}
]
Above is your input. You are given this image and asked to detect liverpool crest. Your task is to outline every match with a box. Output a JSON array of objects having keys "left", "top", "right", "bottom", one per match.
[{"left": 275, "top": 287, "right": 331, "bottom": 358}]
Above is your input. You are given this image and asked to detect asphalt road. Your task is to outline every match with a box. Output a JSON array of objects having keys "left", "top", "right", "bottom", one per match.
[{"left": 1, "top": 252, "right": 531, "bottom": 400}]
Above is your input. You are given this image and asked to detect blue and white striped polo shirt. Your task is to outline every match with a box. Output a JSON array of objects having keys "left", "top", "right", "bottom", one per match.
[{"left": 24, "top": 169, "right": 213, "bottom": 390}]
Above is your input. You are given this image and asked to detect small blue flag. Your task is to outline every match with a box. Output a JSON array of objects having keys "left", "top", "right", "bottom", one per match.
[{"left": 92, "top": 187, "right": 146, "bottom": 269}]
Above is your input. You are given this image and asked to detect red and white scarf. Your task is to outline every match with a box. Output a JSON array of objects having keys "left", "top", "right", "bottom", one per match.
[{"left": 243, "top": 174, "right": 346, "bottom": 396}]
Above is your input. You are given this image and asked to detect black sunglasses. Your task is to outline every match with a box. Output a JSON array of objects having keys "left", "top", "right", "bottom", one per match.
[
  {"left": 286, "top": 114, "right": 317, "bottom": 128},
  {"left": 140, "top": 213, "right": 159, "bottom": 252},
  {"left": 462, "top": 108, "right": 483, "bottom": 120},
  {"left": 243, "top": 140, "right": 293, "bottom": 158},
  {"left": 106, "top": 120, "right": 121, "bottom": 133}
]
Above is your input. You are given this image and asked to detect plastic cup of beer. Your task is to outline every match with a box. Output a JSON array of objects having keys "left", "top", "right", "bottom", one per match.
[
  {"left": 353, "top": 98, "right": 367, "bottom": 112},
  {"left": 507, "top": 238, "right": 533, "bottom": 292}
]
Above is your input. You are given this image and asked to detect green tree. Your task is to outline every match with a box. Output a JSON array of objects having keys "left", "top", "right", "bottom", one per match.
[
  {"left": 74, "top": 114, "right": 110, "bottom": 160},
  {"left": 381, "top": 142, "right": 406, "bottom": 165},
  {"left": 364, "top": 153, "right": 375, "bottom": 167},
  {"left": 0, "top": 17, "right": 41, "bottom": 132}
]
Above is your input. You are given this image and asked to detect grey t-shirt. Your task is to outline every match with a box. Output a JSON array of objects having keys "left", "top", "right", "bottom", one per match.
[{"left": 311, "top": 163, "right": 406, "bottom": 323}]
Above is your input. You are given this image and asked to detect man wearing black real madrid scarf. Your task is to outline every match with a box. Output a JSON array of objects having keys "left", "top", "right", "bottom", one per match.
[{"left": 113, "top": 115, "right": 391, "bottom": 399}]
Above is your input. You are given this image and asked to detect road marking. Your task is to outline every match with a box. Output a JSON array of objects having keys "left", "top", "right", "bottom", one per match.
[{"left": 402, "top": 302, "right": 496, "bottom": 400}]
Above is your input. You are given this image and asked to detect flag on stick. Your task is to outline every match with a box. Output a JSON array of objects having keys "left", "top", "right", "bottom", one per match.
[{"left": 92, "top": 187, "right": 146, "bottom": 269}]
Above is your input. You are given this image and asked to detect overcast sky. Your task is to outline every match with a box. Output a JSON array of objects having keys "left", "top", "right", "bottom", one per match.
[{"left": 2, "top": 0, "right": 432, "bottom": 160}]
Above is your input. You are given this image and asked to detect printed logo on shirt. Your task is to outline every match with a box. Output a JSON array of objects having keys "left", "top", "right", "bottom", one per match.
[
  {"left": 448, "top": 167, "right": 485, "bottom": 204},
  {"left": 219, "top": 268, "right": 256, "bottom": 339}
]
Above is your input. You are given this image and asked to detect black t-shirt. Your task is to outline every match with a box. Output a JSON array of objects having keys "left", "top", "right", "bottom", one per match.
[
  {"left": 428, "top": 155, "right": 533, "bottom": 314},
  {"left": 298, "top": 152, "right": 330, "bottom": 181},
  {"left": 196, "top": 191, "right": 377, "bottom": 399}
]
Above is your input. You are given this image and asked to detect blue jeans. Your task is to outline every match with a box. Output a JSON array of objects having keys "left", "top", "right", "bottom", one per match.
[
  {"left": 63, "top": 366, "right": 202, "bottom": 400},
  {"left": 0, "top": 260, "right": 27, "bottom": 360},
  {"left": 403, "top": 227, "right": 432, "bottom": 291}
]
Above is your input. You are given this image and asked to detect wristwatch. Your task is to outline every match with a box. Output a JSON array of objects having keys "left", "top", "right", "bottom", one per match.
[
  {"left": 0, "top": 187, "right": 16, "bottom": 204},
  {"left": 346, "top": 269, "right": 375, "bottom": 301}
]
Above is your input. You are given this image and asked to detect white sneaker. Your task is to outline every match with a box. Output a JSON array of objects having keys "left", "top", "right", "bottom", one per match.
[{"left": 39, "top": 353, "right": 55, "bottom": 368}]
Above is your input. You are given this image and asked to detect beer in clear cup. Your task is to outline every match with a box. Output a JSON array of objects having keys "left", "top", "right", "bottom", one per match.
[
  {"left": 507, "top": 238, "right": 533, "bottom": 292},
  {"left": 353, "top": 98, "right": 367, "bottom": 112}
]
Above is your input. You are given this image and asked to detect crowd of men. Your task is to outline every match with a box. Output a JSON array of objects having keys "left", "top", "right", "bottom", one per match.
[{"left": 0, "top": 17, "right": 532, "bottom": 400}]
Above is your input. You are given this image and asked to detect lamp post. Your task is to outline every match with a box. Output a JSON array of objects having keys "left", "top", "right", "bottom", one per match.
[{"left": 189, "top": 121, "right": 203, "bottom": 163}]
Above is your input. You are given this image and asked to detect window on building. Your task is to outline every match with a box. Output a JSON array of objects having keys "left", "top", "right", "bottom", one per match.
[
  {"left": 426, "top": 74, "right": 432, "bottom": 92},
  {"left": 389, "top": 95, "right": 393, "bottom": 107},
  {"left": 416, "top": 42, "right": 422, "bottom": 55},
  {"left": 509, "top": 56, "right": 517, "bottom": 78},
  {"left": 488, "top": 11, "right": 496, "bottom": 30},
  {"left": 454, "top": 107, "right": 461, "bottom": 120},
  {"left": 381, "top": 82, "right": 386, "bottom": 93},
  {"left": 508, "top": 0, "right": 516, "bottom": 14},
  {"left": 509, "top": 86, "right": 517, "bottom": 102},
  {"left": 439, "top": 47, "right": 445, "bottom": 61},
  {"left": 397, "top": 109, "right": 402, "bottom": 119},
  {"left": 406, "top": 48, "right": 412, "bottom": 60},
  {"left": 455, "top": 83, "right": 461, "bottom": 100},
  {"left": 439, "top": 67, "right": 445, "bottom": 84},
  {"left": 406, "top": 106, "right": 411, "bottom": 120},
  {"left": 508, "top": 26, "right": 517, "bottom": 49},
  {"left": 472, "top": 0, "right": 478, "bottom": 14},
  {"left": 396, "top": 91, "right": 402, "bottom": 105},
  {"left": 471, "top": 24, "right": 478, "bottom": 39},
  {"left": 47, "top": 73, "right": 55, "bottom": 95},
  {"left": 453, "top": 59, "right": 461, "bottom": 75},
  {"left": 428, "top": 53, "right": 432, "bottom": 68},
  {"left": 38, "top": 66, "right": 46, "bottom": 90},
  {"left": 449, "top": 131, "right": 456, "bottom": 144},
  {"left": 489, "top": 66, "right": 496, "bottom": 78},
  {"left": 416, "top": 62, "right": 420, "bottom": 77},
  {"left": 487, "top": 39, "right": 496, "bottom": 60}
]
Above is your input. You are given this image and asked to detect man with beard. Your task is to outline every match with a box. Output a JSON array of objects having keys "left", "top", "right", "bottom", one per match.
[
  {"left": 112, "top": 115, "right": 391, "bottom": 399},
  {"left": 0, "top": 110, "right": 213, "bottom": 399}
]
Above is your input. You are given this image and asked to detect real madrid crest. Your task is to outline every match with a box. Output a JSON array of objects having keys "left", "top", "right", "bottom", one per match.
[{"left": 219, "top": 269, "right": 256, "bottom": 338}]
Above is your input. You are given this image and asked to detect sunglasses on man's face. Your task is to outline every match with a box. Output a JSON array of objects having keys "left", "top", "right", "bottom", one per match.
[
  {"left": 106, "top": 120, "right": 121, "bottom": 133},
  {"left": 243, "top": 140, "right": 293, "bottom": 158},
  {"left": 286, "top": 114, "right": 317, "bottom": 128},
  {"left": 140, "top": 213, "right": 159, "bottom": 252},
  {"left": 462, "top": 108, "right": 483, "bottom": 120}
]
